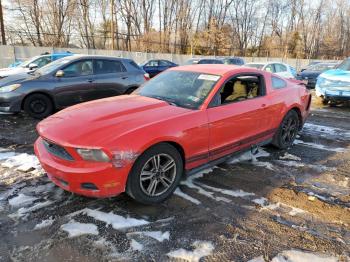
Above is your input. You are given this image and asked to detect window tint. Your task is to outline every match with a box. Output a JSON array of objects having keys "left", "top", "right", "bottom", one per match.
[
  {"left": 33, "top": 57, "right": 52, "bottom": 68},
  {"left": 271, "top": 76, "right": 287, "bottom": 89},
  {"left": 211, "top": 74, "right": 264, "bottom": 107},
  {"left": 159, "top": 60, "right": 171, "bottom": 66},
  {"left": 95, "top": 59, "right": 126, "bottom": 74},
  {"left": 146, "top": 60, "right": 158, "bottom": 66},
  {"left": 274, "top": 63, "right": 287, "bottom": 72},
  {"left": 265, "top": 64, "right": 275, "bottom": 73},
  {"left": 129, "top": 61, "right": 141, "bottom": 70},
  {"left": 62, "top": 60, "right": 93, "bottom": 77}
]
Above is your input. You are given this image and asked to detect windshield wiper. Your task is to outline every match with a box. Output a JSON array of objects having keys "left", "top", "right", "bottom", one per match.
[{"left": 149, "top": 95, "right": 180, "bottom": 107}]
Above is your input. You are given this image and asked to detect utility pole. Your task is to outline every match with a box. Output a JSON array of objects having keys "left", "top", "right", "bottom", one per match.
[
  {"left": 111, "top": 0, "right": 115, "bottom": 50},
  {"left": 0, "top": 0, "right": 6, "bottom": 45}
]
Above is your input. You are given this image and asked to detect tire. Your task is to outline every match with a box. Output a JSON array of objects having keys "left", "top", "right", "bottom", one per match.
[
  {"left": 23, "top": 93, "right": 53, "bottom": 119},
  {"left": 316, "top": 96, "right": 329, "bottom": 105},
  {"left": 126, "top": 143, "right": 183, "bottom": 204},
  {"left": 272, "top": 110, "right": 300, "bottom": 149}
]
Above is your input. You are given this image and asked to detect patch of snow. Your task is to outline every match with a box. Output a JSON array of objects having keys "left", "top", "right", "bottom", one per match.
[
  {"left": 274, "top": 160, "right": 336, "bottom": 172},
  {"left": 199, "top": 183, "right": 255, "bottom": 198},
  {"left": 180, "top": 169, "right": 231, "bottom": 203},
  {"left": 0, "top": 151, "right": 16, "bottom": 160},
  {"left": 288, "top": 207, "right": 306, "bottom": 216},
  {"left": 273, "top": 249, "right": 338, "bottom": 262},
  {"left": 129, "top": 239, "right": 143, "bottom": 251},
  {"left": 8, "top": 193, "right": 38, "bottom": 208},
  {"left": 83, "top": 208, "right": 149, "bottom": 230},
  {"left": 252, "top": 197, "right": 268, "bottom": 206},
  {"left": 294, "top": 139, "right": 345, "bottom": 153},
  {"left": 128, "top": 231, "right": 170, "bottom": 242},
  {"left": 9, "top": 200, "right": 53, "bottom": 219},
  {"left": 303, "top": 123, "right": 350, "bottom": 140},
  {"left": 34, "top": 217, "right": 55, "bottom": 230},
  {"left": 251, "top": 161, "right": 276, "bottom": 171},
  {"left": 1, "top": 153, "right": 40, "bottom": 171},
  {"left": 279, "top": 153, "right": 301, "bottom": 161},
  {"left": 60, "top": 220, "right": 99, "bottom": 238},
  {"left": 174, "top": 188, "right": 201, "bottom": 205},
  {"left": 229, "top": 148, "right": 270, "bottom": 164},
  {"left": 167, "top": 241, "right": 214, "bottom": 262}
]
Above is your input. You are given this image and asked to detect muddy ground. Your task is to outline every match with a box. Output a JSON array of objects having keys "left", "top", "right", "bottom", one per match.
[{"left": 0, "top": 96, "right": 349, "bottom": 262}]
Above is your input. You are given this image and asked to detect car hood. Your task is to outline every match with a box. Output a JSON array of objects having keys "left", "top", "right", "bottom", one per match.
[
  {"left": 319, "top": 69, "right": 350, "bottom": 82},
  {"left": 0, "top": 72, "right": 40, "bottom": 87},
  {"left": 37, "top": 95, "right": 191, "bottom": 147},
  {"left": 0, "top": 67, "right": 27, "bottom": 77},
  {"left": 299, "top": 70, "right": 321, "bottom": 78}
]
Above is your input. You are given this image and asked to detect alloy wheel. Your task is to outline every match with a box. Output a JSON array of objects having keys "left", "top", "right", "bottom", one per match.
[
  {"left": 281, "top": 117, "right": 298, "bottom": 144},
  {"left": 139, "top": 153, "right": 176, "bottom": 197}
]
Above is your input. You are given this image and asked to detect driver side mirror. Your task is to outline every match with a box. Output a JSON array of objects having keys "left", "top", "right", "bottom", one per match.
[
  {"left": 28, "top": 63, "right": 38, "bottom": 70},
  {"left": 55, "top": 70, "right": 64, "bottom": 77}
]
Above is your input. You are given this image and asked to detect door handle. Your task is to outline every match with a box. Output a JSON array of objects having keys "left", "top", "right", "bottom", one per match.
[
  {"left": 121, "top": 76, "right": 128, "bottom": 80},
  {"left": 87, "top": 79, "right": 94, "bottom": 83}
]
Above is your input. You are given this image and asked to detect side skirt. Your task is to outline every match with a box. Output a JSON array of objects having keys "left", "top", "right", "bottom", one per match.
[{"left": 186, "top": 138, "right": 272, "bottom": 177}]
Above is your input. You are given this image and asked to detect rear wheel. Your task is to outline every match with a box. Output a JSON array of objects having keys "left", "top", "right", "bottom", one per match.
[
  {"left": 272, "top": 110, "right": 300, "bottom": 149},
  {"left": 126, "top": 143, "right": 183, "bottom": 204},
  {"left": 23, "top": 93, "right": 53, "bottom": 119}
]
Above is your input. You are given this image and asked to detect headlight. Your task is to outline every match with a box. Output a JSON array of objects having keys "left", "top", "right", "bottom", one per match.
[
  {"left": 0, "top": 84, "right": 21, "bottom": 93},
  {"left": 76, "top": 148, "right": 110, "bottom": 162}
]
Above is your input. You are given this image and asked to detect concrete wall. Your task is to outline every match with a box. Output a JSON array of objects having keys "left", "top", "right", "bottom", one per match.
[{"left": 0, "top": 45, "right": 341, "bottom": 70}]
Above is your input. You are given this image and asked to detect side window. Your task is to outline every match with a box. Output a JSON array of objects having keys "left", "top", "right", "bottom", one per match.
[
  {"left": 210, "top": 74, "right": 265, "bottom": 107},
  {"left": 62, "top": 60, "right": 93, "bottom": 77},
  {"left": 271, "top": 76, "right": 287, "bottom": 89},
  {"left": 275, "top": 63, "right": 287, "bottom": 72},
  {"left": 129, "top": 61, "right": 141, "bottom": 70},
  {"left": 265, "top": 64, "right": 275, "bottom": 73},
  {"left": 94, "top": 59, "right": 126, "bottom": 74},
  {"left": 146, "top": 60, "right": 158, "bottom": 67},
  {"left": 159, "top": 60, "right": 171, "bottom": 66},
  {"left": 33, "top": 57, "right": 52, "bottom": 68}
]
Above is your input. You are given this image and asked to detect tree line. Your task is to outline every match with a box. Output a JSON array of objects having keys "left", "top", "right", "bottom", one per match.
[{"left": 2, "top": 0, "right": 350, "bottom": 59}]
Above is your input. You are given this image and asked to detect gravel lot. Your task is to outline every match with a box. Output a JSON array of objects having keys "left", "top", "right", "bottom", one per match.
[{"left": 0, "top": 96, "right": 349, "bottom": 262}]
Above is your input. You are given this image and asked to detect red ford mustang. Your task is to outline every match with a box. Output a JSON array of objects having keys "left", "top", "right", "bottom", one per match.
[{"left": 34, "top": 65, "right": 311, "bottom": 204}]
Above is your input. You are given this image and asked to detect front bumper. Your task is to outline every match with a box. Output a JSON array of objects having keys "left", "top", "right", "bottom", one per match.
[
  {"left": 0, "top": 92, "right": 23, "bottom": 112},
  {"left": 315, "top": 86, "right": 350, "bottom": 101},
  {"left": 34, "top": 137, "right": 130, "bottom": 198}
]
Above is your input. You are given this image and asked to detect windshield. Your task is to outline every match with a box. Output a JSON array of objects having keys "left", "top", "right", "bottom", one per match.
[
  {"left": 36, "top": 58, "right": 72, "bottom": 75},
  {"left": 245, "top": 64, "right": 264, "bottom": 69},
  {"left": 308, "top": 63, "right": 336, "bottom": 71},
  {"left": 337, "top": 58, "right": 350, "bottom": 71},
  {"left": 19, "top": 56, "right": 40, "bottom": 68},
  {"left": 136, "top": 70, "right": 220, "bottom": 109}
]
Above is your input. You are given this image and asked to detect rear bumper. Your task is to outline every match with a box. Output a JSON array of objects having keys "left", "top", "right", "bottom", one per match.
[
  {"left": 0, "top": 92, "right": 23, "bottom": 112},
  {"left": 34, "top": 137, "right": 130, "bottom": 198}
]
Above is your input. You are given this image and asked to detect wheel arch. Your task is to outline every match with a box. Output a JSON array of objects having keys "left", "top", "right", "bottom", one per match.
[
  {"left": 21, "top": 91, "right": 56, "bottom": 110},
  {"left": 288, "top": 106, "right": 303, "bottom": 130}
]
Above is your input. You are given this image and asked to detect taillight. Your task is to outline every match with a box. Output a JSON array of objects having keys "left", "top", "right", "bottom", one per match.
[{"left": 144, "top": 73, "right": 150, "bottom": 81}]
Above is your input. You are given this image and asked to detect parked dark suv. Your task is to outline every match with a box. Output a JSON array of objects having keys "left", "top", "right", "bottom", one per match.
[{"left": 0, "top": 55, "right": 148, "bottom": 118}]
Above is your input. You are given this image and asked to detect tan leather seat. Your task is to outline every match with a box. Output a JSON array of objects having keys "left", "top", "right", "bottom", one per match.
[{"left": 226, "top": 81, "right": 247, "bottom": 101}]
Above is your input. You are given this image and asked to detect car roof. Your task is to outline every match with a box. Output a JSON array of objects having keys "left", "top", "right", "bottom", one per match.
[
  {"left": 168, "top": 64, "right": 255, "bottom": 76},
  {"left": 59, "top": 54, "right": 131, "bottom": 61}
]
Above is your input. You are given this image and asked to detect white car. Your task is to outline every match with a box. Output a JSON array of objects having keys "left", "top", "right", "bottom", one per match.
[
  {"left": 0, "top": 53, "right": 73, "bottom": 79},
  {"left": 245, "top": 62, "right": 296, "bottom": 79}
]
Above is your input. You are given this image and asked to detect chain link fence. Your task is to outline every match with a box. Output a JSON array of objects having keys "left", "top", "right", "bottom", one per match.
[{"left": 0, "top": 45, "right": 341, "bottom": 70}]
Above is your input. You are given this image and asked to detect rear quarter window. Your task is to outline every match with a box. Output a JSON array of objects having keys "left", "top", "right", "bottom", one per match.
[{"left": 271, "top": 76, "right": 287, "bottom": 89}]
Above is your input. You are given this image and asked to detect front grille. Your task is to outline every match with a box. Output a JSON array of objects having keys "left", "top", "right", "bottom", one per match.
[{"left": 43, "top": 139, "right": 74, "bottom": 161}]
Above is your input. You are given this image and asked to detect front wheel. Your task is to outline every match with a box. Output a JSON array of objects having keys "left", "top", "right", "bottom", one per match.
[
  {"left": 272, "top": 110, "right": 300, "bottom": 149},
  {"left": 126, "top": 143, "right": 183, "bottom": 204},
  {"left": 23, "top": 93, "right": 53, "bottom": 119}
]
